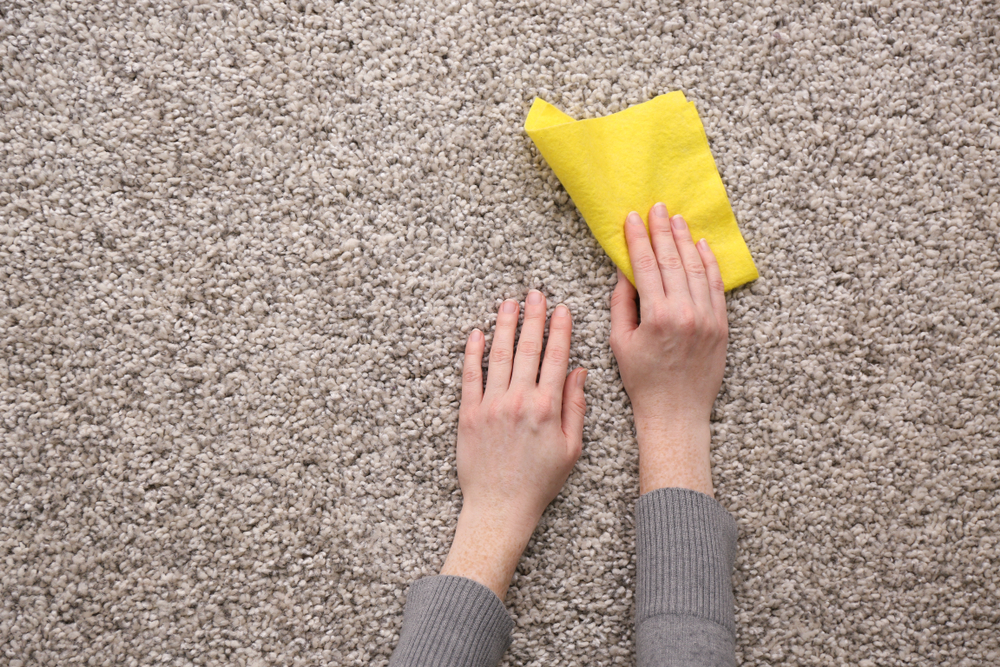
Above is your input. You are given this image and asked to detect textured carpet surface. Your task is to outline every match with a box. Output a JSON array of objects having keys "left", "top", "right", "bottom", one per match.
[{"left": 2, "top": 1, "right": 999, "bottom": 665}]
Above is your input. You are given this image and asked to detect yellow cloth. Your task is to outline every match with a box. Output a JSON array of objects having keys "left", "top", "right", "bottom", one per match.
[{"left": 524, "top": 92, "right": 758, "bottom": 290}]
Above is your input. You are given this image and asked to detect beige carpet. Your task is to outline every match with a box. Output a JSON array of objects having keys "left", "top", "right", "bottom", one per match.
[{"left": 2, "top": 0, "right": 999, "bottom": 665}]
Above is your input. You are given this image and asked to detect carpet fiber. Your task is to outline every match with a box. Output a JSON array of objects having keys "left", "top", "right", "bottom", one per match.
[{"left": 2, "top": 1, "right": 999, "bottom": 665}]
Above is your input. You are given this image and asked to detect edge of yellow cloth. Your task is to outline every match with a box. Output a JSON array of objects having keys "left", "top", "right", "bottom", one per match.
[{"left": 524, "top": 94, "right": 758, "bottom": 291}]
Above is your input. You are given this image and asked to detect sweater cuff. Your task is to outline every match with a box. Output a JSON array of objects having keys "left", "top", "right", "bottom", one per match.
[
  {"left": 635, "top": 488, "right": 738, "bottom": 634},
  {"left": 390, "top": 575, "right": 514, "bottom": 667}
]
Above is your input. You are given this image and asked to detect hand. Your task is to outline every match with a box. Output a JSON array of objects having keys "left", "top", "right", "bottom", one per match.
[
  {"left": 610, "top": 203, "right": 728, "bottom": 497},
  {"left": 441, "top": 292, "right": 588, "bottom": 599}
]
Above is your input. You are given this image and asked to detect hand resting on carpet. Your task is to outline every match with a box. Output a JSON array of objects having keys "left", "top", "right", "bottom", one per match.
[
  {"left": 611, "top": 202, "right": 728, "bottom": 498},
  {"left": 439, "top": 293, "right": 588, "bottom": 599}
]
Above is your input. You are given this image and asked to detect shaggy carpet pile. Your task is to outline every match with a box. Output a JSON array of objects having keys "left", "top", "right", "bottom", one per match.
[{"left": 2, "top": 0, "right": 999, "bottom": 665}]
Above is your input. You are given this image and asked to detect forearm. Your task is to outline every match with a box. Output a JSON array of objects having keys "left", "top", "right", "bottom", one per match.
[{"left": 635, "top": 487, "right": 738, "bottom": 667}]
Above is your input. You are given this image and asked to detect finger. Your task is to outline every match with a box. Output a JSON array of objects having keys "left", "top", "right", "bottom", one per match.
[
  {"left": 647, "top": 202, "right": 690, "bottom": 300},
  {"left": 561, "top": 368, "right": 587, "bottom": 461},
  {"left": 670, "top": 214, "right": 712, "bottom": 306},
  {"left": 610, "top": 268, "right": 638, "bottom": 349},
  {"left": 512, "top": 290, "right": 547, "bottom": 387},
  {"left": 697, "top": 238, "right": 729, "bottom": 327},
  {"left": 539, "top": 303, "right": 572, "bottom": 395},
  {"left": 624, "top": 211, "right": 665, "bottom": 319},
  {"left": 485, "top": 299, "right": 519, "bottom": 395},
  {"left": 461, "top": 329, "right": 485, "bottom": 407}
]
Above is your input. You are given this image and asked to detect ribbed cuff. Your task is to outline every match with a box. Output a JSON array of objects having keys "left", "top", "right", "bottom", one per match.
[
  {"left": 389, "top": 575, "right": 514, "bottom": 667},
  {"left": 635, "top": 488, "right": 738, "bottom": 634}
]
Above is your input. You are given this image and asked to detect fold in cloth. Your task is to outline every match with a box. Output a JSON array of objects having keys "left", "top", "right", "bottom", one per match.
[{"left": 525, "top": 93, "right": 758, "bottom": 291}]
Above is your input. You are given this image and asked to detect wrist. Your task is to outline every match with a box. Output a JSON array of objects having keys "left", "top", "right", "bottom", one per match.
[
  {"left": 633, "top": 413, "right": 710, "bottom": 441},
  {"left": 631, "top": 397, "right": 711, "bottom": 431},
  {"left": 440, "top": 505, "right": 537, "bottom": 600},
  {"left": 633, "top": 415, "right": 714, "bottom": 497}
]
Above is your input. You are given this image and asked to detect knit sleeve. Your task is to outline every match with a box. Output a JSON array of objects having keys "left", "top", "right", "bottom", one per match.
[
  {"left": 389, "top": 575, "right": 514, "bottom": 667},
  {"left": 634, "top": 487, "right": 739, "bottom": 667}
]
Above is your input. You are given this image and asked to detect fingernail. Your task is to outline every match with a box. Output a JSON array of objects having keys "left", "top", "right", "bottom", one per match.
[
  {"left": 554, "top": 304, "right": 569, "bottom": 318},
  {"left": 501, "top": 300, "right": 517, "bottom": 313},
  {"left": 526, "top": 290, "right": 543, "bottom": 305},
  {"left": 671, "top": 215, "right": 687, "bottom": 230},
  {"left": 627, "top": 211, "right": 643, "bottom": 226},
  {"left": 653, "top": 202, "right": 667, "bottom": 217},
  {"left": 577, "top": 369, "right": 588, "bottom": 389},
  {"left": 470, "top": 329, "right": 483, "bottom": 341},
  {"left": 697, "top": 238, "right": 708, "bottom": 249}
]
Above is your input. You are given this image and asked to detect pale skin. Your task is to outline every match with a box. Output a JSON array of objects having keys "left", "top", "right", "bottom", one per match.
[{"left": 441, "top": 202, "right": 728, "bottom": 599}]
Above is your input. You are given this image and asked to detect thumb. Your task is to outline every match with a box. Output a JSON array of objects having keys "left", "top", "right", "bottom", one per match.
[
  {"left": 610, "top": 269, "right": 638, "bottom": 353},
  {"left": 561, "top": 368, "right": 588, "bottom": 457}
]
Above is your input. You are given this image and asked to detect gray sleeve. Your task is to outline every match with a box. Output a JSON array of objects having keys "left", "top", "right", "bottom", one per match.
[
  {"left": 635, "top": 488, "right": 738, "bottom": 667},
  {"left": 389, "top": 575, "right": 514, "bottom": 667}
]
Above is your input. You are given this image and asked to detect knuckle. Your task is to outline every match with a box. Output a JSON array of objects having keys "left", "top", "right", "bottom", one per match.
[
  {"left": 549, "top": 312, "right": 572, "bottom": 330},
  {"left": 651, "top": 216, "right": 672, "bottom": 233},
  {"left": 709, "top": 277, "right": 726, "bottom": 292},
  {"left": 517, "top": 339, "right": 541, "bottom": 358},
  {"left": 534, "top": 394, "right": 557, "bottom": 420},
  {"left": 462, "top": 368, "right": 481, "bottom": 385},
  {"left": 649, "top": 306, "right": 671, "bottom": 330},
  {"left": 544, "top": 343, "right": 568, "bottom": 363},
  {"left": 678, "top": 320, "right": 698, "bottom": 336},
  {"left": 634, "top": 254, "right": 658, "bottom": 274},
  {"left": 502, "top": 393, "right": 527, "bottom": 420},
  {"left": 673, "top": 309, "right": 697, "bottom": 335},
  {"left": 649, "top": 227, "right": 670, "bottom": 247},
  {"left": 658, "top": 254, "right": 684, "bottom": 272},
  {"left": 684, "top": 261, "right": 707, "bottom": 277},
  {"left": 489, "top": 346, "right": 512, "bottom": 364},
  {"left": 610, "top": 289, "right": 630, "bottom": 310}
]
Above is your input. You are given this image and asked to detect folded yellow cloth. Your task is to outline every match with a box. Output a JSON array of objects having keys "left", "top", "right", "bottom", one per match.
[{"left": 524, "top": 92, "right": 758, "bottom": 290}]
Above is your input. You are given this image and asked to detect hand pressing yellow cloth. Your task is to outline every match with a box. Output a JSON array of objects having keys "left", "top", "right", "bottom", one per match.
[{"left": 524, "top": 92, "right": 758, "bottom": 290}]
